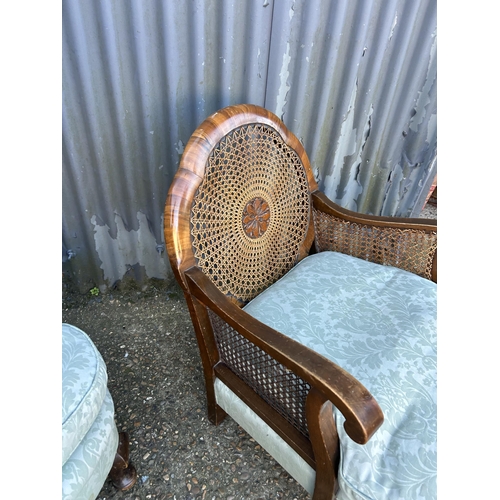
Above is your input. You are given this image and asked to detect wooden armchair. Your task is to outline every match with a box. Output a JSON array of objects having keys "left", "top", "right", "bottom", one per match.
[{"left": 164, "top": 104, "right": 437, "bottom": 499}]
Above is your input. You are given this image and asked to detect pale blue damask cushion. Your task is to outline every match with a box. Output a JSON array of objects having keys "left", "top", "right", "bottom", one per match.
[
  {"left": 243, "top": 251, "right": 436, "bottom": 500},
  {"left": 62, "top": 388, "right": 119, "bottom": 500},
  {"left": 62, "top": 323, "right": 108, "bottom": 465}
]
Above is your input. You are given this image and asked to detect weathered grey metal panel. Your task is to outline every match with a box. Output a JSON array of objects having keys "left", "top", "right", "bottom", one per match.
[
  {"left": 62, "top": 0, "right": 436, "bottom": 291},
  {"left": 265, "top": 0, "right": 437, "bottom": 215}
]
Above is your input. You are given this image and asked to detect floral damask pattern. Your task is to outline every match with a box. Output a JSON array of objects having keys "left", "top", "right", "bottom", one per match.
[
  {"left": 62, "top": 324, "right": 118, "bottom": 500},
  {"left": 62, "top": 323, "right": 108, "bottom": 464},
  {"left": 244, "top": 251, "right": 436, "bottom": 500},
  {"left": 62, "top": 389, "right": 119, "bottom": 500}
]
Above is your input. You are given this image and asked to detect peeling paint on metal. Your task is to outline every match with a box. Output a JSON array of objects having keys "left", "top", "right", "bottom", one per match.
[
  {"left": 91, "top": 211, "right": 167, "bottom": 286},
  {"left": 63, "top": 0, "right": 437, "bottom": 289},
  {"left": 176, "top": 140, "right": 185, "bottom": 155},
  {"left": 324, "top": 81, "right": 359, "bottom": 198},
  {"left": 410, "top": 30, "right": 437, "bottom": 132},
  {"left": 426, "top": 113, "right": 437, "bottom": 144},
  {"left": 275, "top": 42, "right": 291, "bottom": 119},
  {"left": 389, "top": 13, "right": 398, "bottom": 40},
  {"left": 342, "top": 104, "right": 374, "bottom": 211},
  {"left": 274, "top": 1, "right": 295, "bottom": 119}
]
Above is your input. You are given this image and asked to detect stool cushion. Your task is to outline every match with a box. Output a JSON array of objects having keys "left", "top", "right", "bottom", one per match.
[
  {"left": 244, "top": 251, "right": 437, "bottom": 500},
  {"left": 62, "top": 388, "right": 119, "bottom": 500},
  {"left": 62, "top": 323, "right": 108, "bottom": 465}
]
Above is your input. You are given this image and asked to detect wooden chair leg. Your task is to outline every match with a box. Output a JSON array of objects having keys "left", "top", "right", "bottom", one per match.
[
  {"left": 186, "top": 295, "right": 228, "bottom": 426},
  {"left": 306, "top": 388, "right": 340, "bottom": 500},
  {"left": 108, "top": 432, "right": 138, "bottom": 491},
  {"left": 207, "top": 390, "right": 228, "bottom": 426}
]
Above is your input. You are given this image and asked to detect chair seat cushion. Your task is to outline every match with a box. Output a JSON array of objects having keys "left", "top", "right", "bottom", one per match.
[
  {"left": 243, "top": 251, "right": 436, "bottom": 500},
  {"left": 62, "top": 388, "right": 119, "bottom": 500},
  {"left": 62, "top": 323, "right": 108, "bottom": 465}
]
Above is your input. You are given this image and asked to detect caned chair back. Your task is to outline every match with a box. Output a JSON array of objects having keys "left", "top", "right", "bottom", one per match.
[{"left": 165, "top": 104, "right": 318, "bottom": 305}]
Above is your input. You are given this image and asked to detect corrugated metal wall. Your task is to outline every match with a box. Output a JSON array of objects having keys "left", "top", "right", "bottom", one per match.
[{"left": 62, "top": 0, "right": 437, "bottom": 292}]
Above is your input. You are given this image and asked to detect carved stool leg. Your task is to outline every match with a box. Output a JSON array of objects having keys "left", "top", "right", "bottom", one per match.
[{"left": 108, "top": 432, "right": 138, "bottom": 491}]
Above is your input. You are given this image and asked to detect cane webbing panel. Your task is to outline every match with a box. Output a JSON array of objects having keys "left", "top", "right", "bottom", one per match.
[
  {"left": 208, "top": 309, "right": 311, "bottom": 438},
  {"left": 313, "top": 208, "right": 437, "bottom": 280},
  {"left": 191, "top": 124, "right": 311, "bottom": 304}
]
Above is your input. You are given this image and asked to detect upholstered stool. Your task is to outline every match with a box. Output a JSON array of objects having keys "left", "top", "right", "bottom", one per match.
[{"left": 62, "top": 323, "right": 137, "bottom": 499}]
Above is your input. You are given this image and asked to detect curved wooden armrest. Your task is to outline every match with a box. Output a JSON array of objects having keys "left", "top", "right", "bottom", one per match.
[
  {"left": 312, "top": 191, "right": 437, "bottom": 283},
  {"left": 312, "top": 191, "right": 437, "bottom": 229},
  {"left": 184, "top": 266, "right": 384, "bottom": 445}
]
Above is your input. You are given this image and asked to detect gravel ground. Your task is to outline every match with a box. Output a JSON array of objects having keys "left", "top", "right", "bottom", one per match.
[{"left": 62, "top": 203, "right": 436, "bottom": 500}]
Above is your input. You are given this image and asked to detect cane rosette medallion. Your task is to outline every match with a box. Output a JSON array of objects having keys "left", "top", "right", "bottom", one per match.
[
  {"left": 190, "top": 124, "right": 311, "bottom": 303},
  {"left": 242, "top": 197, "right": 270, "bottom": 238}
]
